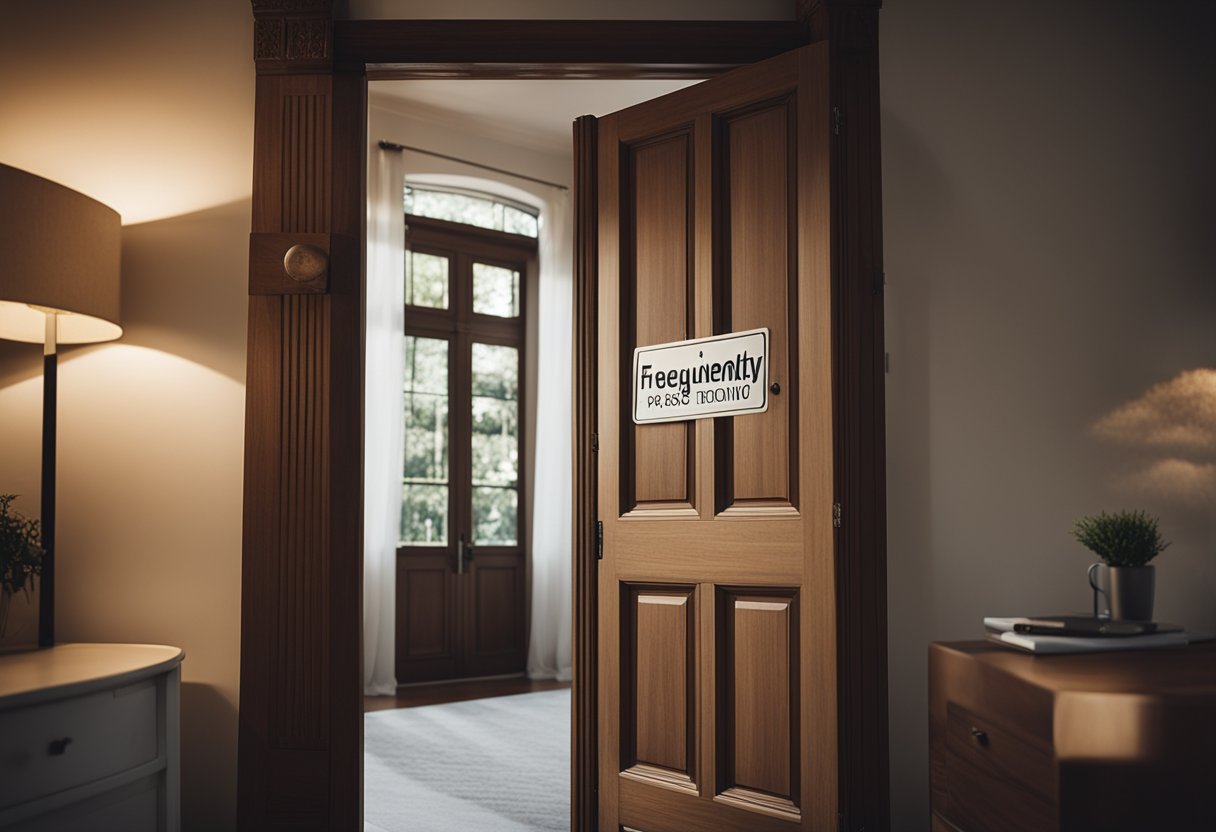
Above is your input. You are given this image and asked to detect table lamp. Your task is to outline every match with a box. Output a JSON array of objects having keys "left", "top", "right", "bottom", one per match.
[{"left": 0, "top": 163, "right": 122, "bottom": 648}]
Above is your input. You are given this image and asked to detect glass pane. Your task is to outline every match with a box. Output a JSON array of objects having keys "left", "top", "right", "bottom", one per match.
[
  {"left": 405, "top": 251, "right": 449, "bottom": 309},
  {"left": 471, "top": 342, "right": 518, "bottom": 545},
  {"left": 473, "top": 486, "right": 518, "bottom": 547},
  {"left": 472, "top": 263, "right": 520, "bottom": 318},
  {"left": 404, "top": 185, "right": 539, "bottom": 238},
  {"left": 401, "top": 484, "right": 447, "bottom": 546},
  {"left": 503, "top": 206, "right": 539, "bottom": 237},
  {"left": 471, "top": 342, "right": 518, "bottom": 400},
  {"left": 401, "top": 335, "right": 449, "bottom": 546},
  {"left": 472, "top": 397, "right": 517, "bottom": 486}
]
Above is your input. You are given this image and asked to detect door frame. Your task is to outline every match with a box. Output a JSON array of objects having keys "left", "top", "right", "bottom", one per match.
[{"left": 239, "top": 3, "right": 886, "bottom": 831}]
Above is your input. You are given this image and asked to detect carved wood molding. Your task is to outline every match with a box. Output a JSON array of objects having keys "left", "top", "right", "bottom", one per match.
[
  {"left": 238, "top": 63, "right": 364, "bottom": 829},
  {"left": 336, "top": 20, "right": 810, "bottom": 75},
  {"left": 799, "top": 0, "right": 881, "bottom": 51},
  {"left": 820, "top": 7, "right": 889, "bottom": 831},
  {"left": 252, "top": 0, "right": 335, "bottom": 73}
]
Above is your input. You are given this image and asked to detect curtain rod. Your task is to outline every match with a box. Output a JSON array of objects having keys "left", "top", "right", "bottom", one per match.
[{"left": 378, "top": 140, "right": 569, "bottom": 192}]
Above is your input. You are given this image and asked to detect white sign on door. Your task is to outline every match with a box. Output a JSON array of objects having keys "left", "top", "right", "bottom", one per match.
[{"left": 632, "top": 328, "right": 769, "bottom": 425}]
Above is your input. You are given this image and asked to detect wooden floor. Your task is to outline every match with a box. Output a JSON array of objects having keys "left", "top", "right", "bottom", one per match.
[{"left": 364, "top": 676, "right": 570, "bottom": 712}]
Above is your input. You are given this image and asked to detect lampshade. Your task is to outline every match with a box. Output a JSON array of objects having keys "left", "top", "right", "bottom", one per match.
[{"left": 0, "top": 163, "right": 122, "bottom": 344}]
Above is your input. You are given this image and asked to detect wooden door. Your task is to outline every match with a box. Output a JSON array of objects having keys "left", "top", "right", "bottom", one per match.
[
  {"left": 595, "top": 44, "right": 838, "bottom": 832},
  {"left": 396, "top": 218, "right": 530, "bottom": 684}
]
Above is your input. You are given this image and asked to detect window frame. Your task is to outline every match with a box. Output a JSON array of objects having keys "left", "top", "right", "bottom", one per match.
[{"left": 399, "top": 213, "right": 535, "bottom": 564}]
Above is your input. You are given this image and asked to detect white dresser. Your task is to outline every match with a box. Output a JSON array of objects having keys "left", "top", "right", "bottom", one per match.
[{"left": 0, "top": 643, "right": 183, "bottom": 831}]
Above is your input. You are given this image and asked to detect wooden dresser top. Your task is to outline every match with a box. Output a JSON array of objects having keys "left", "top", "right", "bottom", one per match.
[
  {"left": 932, "top": 640, "right": 1216, "bottom": 695},
  {"left": 0, "top": 643, "right": 184, "bottom": 708}
]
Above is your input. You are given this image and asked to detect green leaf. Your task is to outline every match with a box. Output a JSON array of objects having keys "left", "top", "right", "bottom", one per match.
[{"left": 1071, "top": 509, "right": 1171, "bottom": 567}]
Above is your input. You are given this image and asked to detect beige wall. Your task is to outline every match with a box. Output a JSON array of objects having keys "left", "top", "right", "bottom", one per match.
[
  {"left": 0, "top": 1, "right": 253, "bottom": 829},
  {"left": 882, "top": 1, "right": 1216, "bottom": 828}
]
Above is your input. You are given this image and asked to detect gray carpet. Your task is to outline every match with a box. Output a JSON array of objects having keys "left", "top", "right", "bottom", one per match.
[{"left": 364, "top": 689, "right": 570, "bottom": 832}]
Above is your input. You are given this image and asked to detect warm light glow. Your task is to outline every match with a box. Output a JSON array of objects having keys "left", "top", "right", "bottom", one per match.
[
  {"left": 0, "top": 1, "right": 254, "bottom": 225},
  {"left": 1092, "top": 369, "right": 1216, "bottom": 508},
  {"left": 1056, "top": 692, "right": 1158, "bottom": 761},
  {"left": 0, "top": 302, "right": 122, "bottom": 345},
  {"left": 0, "top": 136, "right": 252, "bottom": 226},
  {"left": 1116, "top": 458, "right": 1216, "bottom": 510},
  {"left": 1093, "top": 369, "right": 1216, "bottom": 451}
]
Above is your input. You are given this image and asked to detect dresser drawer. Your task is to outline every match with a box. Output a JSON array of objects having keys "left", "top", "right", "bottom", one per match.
[
  {"left": 943, "top": 701, "right": 1057, "bottom": 832},
  {"left": 5, "top": 774, "right": 160, "bottom": 832},
  {"left": 0, "top": 678, "right": 160, "bottom": 810}
]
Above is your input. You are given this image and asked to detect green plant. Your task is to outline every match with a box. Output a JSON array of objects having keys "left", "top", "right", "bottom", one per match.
[
  {"left": 1072, "top": 509, "right": 1170, "bottom": 567},
  {"left": 0, "top": 494, "right": 44, "bottom": 637}
]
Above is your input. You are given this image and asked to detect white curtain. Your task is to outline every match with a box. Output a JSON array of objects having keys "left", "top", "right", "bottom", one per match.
[
  {"left": 527, "top": 190, "right": 573, "bottom": 682},
  {"left": 363, "top": 146, "right": 406, "bottom": 696}
]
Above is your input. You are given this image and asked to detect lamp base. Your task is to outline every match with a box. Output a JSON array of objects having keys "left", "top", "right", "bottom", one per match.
[{"left": 37, "top": 348, "right": 56, "bottom": 649}]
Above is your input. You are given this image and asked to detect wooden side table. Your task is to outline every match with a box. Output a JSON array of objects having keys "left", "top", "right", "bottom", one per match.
[
  {"left": 929, "top": 641, "right": 1216, "bottom": 832},
  {"left": 0, "top": 643, "right": 184, "bottom": 831}
]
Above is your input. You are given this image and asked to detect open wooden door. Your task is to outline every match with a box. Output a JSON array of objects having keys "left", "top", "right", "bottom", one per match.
[{"left": 591, "top": 44, "right": 844, "bottom": 832}]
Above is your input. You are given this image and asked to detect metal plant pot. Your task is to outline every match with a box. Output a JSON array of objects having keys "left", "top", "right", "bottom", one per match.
[
  {"left": 1089, "top": 563, "right": 1156, "bottom": 621},
  {"left": 1108, "top": 565, "right": 1155, "bottom": 621}
]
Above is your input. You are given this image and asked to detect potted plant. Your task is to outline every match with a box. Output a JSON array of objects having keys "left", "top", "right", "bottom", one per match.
[
  {"left": 0, "top": 494, "right": 43, "bottom": 638},
  {"left": 1073, "top": 509, "right": 1169, "bottom": 621}
]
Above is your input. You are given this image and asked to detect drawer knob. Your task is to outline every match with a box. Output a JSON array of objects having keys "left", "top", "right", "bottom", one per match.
[
  {"left": 48, "top": 737, "right": 73, "bottom": 756},
  {"left": 969, "top": 727, "right": 989, "bottom": 747}
]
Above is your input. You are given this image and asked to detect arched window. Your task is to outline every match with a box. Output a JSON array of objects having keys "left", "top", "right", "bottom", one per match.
[{"left": 404, "top": 184, "right": 539, "bottom": 238}]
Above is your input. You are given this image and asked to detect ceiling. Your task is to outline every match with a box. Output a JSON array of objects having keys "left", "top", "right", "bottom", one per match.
[{"left": 370, "top": 79, "right": 701, "bottom": 154}]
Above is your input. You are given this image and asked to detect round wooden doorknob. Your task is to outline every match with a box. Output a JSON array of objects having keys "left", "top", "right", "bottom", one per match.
[{"left": 283, "top": 244, "right": 328, "bottom": 282}]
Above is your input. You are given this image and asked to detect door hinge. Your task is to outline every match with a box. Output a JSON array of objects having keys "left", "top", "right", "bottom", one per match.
[
  {"left": 875, "top": 270, "right": 885, "bottom": 296},
  {"left": 595, "top": 520, "right": 603, "bottom": 560},
  {"left": 591, "top": 432, "right": 599, "bottom": 453},
  {"left": 832, "top": 106, "right": 842, "bottom": 136},
  {"left": 833, "top": 502, "right": 842, "bottom": 528}
]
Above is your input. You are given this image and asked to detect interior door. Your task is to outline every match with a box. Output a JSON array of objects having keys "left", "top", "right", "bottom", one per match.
[{"left": 595, "top": 44, "right": 838, "bottom": 831}]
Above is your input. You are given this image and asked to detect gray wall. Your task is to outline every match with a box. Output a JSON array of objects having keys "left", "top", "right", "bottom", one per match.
[{"left": 882, "top": 1, "right": 1216, "bottom": 827}]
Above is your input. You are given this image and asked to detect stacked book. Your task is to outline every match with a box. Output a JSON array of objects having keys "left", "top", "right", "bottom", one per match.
[{"left": 984, "top": 616, "right": 1191, "bottom": 654}]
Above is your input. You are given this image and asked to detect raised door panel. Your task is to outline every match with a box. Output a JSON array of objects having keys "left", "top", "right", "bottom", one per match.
[
  {"left": 463, "top": 553, "right": 527, "bottom": 677},
  {"left": 621, "top": 134, "right": 696, "bottom": 513},
  {"left": 621, "top": 585, "right": 697, "bottom": 788},
  {"left": 716, "top": 589, "right": 799, "bottom": 818},
  {"left": 395, "top": 553, "right": 458, "bottom": 682},
  {"left": 716, "top": 99, "right": 798, "bottom": 511}
]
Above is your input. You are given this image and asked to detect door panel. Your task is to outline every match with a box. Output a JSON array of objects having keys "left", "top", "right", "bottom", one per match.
[
  {"left": 623, "top": 133, "right": 696, "bottom": 513},
  {"left": 717, "top": 98, "right": 798, "bottom": 511},
  {"left": 597, "top": 44, "right": 836, "bottom": 832},
  {"left": 463, "top": 552, "right": 527, "bottom": 677},
  {"left": 717, "top": 589, "right": 799, "bottom": 814},
  {"left": 621, "top": 585, "right": 698, "bottom": 784},
  {"left": 395, "top": 554, "right": 459, "bottom": 682}
]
